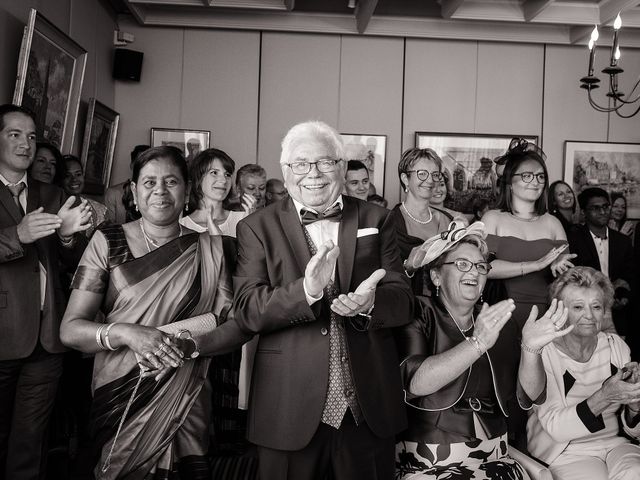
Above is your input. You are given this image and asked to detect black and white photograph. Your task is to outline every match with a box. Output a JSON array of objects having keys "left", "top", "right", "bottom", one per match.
[
  {"left": 150, "top": 128, "right": 210, "bottom": 167},
  {"left": 341, "top": 133, "right": 387, "bottom": 195}
]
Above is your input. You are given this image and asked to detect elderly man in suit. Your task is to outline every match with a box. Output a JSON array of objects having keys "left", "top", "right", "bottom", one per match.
[
  {"left": 233, "top": 120, "right": 413, "bottom": 479},
  {"left": 0, "top": 104, "right": 90, "bottom": 480},
  {"left": 568, "top": 187, "right": 635, "bottom": 335}
]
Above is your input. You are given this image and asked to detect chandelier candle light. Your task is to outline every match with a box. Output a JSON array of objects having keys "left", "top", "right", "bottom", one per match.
[{"left": 580, "top": 13, "right": 640, "bottom": 118}]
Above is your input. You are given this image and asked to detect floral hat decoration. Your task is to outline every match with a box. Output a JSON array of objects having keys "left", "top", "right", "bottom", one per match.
[
  {"left": 493, "top": 137, "right": 546, "bottom": 167},
  {"left": 416, "top": 221, "right": 487, "bottom": 269}
]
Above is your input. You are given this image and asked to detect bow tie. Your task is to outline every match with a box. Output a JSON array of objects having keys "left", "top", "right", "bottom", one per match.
[{"left": 300, "top": 204, "right": 342, "bottom": 225}]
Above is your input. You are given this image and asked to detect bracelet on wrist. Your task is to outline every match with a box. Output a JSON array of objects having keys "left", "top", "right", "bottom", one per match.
[
  {"left": 627, "top": 405, "right": 640, "bottom": 415},
  {"left": 95, "top": 325, "right": 107, "bottom": 350},
  {"left": 103, "top": 323, "right": 119, "bottom": 351},
  {"left": 403, "top": 260, "right": 415, "bottom": 278},
  {"left": 466, "top": 336, "right": 485, "bottom": 355},
  {"left": 521, "top": 341, "right": 543, "bottom": 355}
]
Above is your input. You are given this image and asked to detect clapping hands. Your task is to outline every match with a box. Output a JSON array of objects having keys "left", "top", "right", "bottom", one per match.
[{"left": 521, "top": 299, "right": 573, "bottom": 351}]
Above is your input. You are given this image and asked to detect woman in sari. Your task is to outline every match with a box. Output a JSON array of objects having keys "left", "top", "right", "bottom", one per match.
[{"left": 60, "top": 146, "right": 247, "bottom": 480}]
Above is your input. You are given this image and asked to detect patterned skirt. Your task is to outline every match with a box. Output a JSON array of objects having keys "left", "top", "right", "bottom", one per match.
[{"left": 395, "top": 434, "right": 529, "bottom": 480}]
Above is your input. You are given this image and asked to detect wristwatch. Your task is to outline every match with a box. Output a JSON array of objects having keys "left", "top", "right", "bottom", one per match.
[{"left": 175, "top": 329, "right": 200, "bottom": 359}]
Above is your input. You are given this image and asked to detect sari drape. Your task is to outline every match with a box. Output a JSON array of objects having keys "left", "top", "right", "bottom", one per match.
[{"left": 72, "top": 227, "right": 232, "bottom": 480}]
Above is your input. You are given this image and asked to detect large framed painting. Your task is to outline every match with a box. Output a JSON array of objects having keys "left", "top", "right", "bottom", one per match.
[
  {"left": 340, "top": 134, "right": 387, "bottom": 196},
  {"left": 80, "top": 99, "right": 120, "bottom": 196},
  {"left": 150, "top": 128, "right": 211, "bottom": 167},
  {"left": 13, "top": 8, "right": 87, "bottom": 153},
  {"left": 415, "top": 132, "right": 538, "bottom": 213},
  {"left": 564, "top": 141, "right": 640, "bottom": 219}
]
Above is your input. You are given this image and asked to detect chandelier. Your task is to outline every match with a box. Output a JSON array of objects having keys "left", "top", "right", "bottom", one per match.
[{"left": 580, "top": 13, "right": 640, "bottom": 118}]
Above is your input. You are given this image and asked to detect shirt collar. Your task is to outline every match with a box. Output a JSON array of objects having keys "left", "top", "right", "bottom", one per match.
[
  {"left": 291, "top": 195, "right": 343, "bottom": 223},
  {"left": 0, "top": 172, "right": 28, "bottom": 188},
  {"left": 590, "top": 227, "right": 608, "bottom": 241}
]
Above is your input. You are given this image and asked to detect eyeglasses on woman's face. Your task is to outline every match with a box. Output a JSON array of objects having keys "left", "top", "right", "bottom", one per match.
[
  {"left": 405, "top": 170, "right": 443, "bottom": 182},
  {"left": 441, "top": 258, "right": 492, "bottom": 275},
  {"left": 513, "top": 172, "right": 546, "bottom": 184},
  {"left": 285, "top": 158, "right": 341, "bottom": 175}
]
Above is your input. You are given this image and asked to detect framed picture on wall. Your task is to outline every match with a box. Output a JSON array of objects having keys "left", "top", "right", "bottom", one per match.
[
  {"left": 13, "top": 8, "right": 87, "bottom": 153},
  {"left": 340, "top": 133, "right": 387, "bottom": 196},
  {"left": 150, "top": 128, "right": 211, "bottom": 167},
  {"left": 564, "top": 141, "right": 640, "bottom": 219},
  {"left": 80, "top": 98, "right": 120, "bottom": 195},
  {"left": 415, "top": 132, "right": 538, "bottom": 214}
]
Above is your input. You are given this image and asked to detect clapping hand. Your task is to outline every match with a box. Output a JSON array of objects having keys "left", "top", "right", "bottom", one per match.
[
  {"left": 57, "top": 196, "right": 92, "bottom": 238},
  {"left": 241, "top": 193, "right": 257, "bottom": 214},
  {"left": 16, "top": 207, "right": 62, "bottom": 244},
  {"left": 550, "top": 252, "right": 576, "bottom": 277},
  {"left": 601, "top": 367, "right": 640, "bottom": 407},
  {"left": 521, "top": 299, "right": 573, "bottom": 351},
  {"left": 304, "top": 240, "right": 340, "bottom": 298},
  {"left": 331, "top": 269, "right": 386, "bottom": 317},
  {"left": 472, "top": 299, "right": 516, "bottom": 351}
]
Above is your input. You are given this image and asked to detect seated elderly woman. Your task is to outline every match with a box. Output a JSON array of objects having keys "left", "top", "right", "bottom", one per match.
[
  {"left": 395, "top": 221, "right": 572, "bottom": 479},
  {"left": 527, "top": 266, "right": 640, "bottom": 480}
]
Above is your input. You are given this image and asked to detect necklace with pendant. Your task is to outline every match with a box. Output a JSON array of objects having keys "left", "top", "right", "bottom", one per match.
[{"left": 139, "top": 220, "right": 183, "bottom": 253}]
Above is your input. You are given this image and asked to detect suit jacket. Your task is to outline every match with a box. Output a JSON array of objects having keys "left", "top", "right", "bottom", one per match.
[
  {"left": 567, "top": 224, "right": 634, "bottom": 286},
  {"left": 0, "top": 178, "right": 83, "bottom": 360},
  {"left": 233, "top": 196, "right": 413, "bottom": 451}
]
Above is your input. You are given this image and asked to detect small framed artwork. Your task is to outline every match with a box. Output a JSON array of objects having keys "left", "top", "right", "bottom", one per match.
[
  {"left": 415, "top": 132, "right": 538, "bottom": 214},
  {"left": 564, "top": 141, "right": 640, "bottom": 219},
  {"left": 150, "top": 128, "right": 211, "bottom": 166},
  {"left": 80, "top": 98, "right": 120, "bottom": 195},
  {"left": 340, "top": 134, "right": 387, "bottom": 196},
  {"left": 13, "top": 8, "right": 87, "bottom": 153}
]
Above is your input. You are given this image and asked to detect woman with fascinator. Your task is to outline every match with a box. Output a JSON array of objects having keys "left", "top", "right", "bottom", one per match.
[
  {"left": 395, "top": 221, "right": 573, "bottom": 479},
  {"left": 482, "top": 139, "right": 576, "bottom": 330}
]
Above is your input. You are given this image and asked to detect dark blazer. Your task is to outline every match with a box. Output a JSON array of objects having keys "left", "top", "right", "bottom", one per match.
[
  {"left": 233, "top": 196, "right": 413, "bottom": 451},
  {"left": 0, "top": 178, "right": 83, "bottom": 360},
  {"left": 567, "top": 224, "right": 634, "bottom": 286}
]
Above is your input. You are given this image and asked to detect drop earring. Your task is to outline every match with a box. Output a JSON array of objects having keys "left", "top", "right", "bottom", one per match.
[
  {"left": 480, "top": 292, "right": 484, "bottom": 303},
  {"left": 134, "top": 203, "right": 138, "bottom": 212},
  {"left": 436, "top": 285, "right": 440, "bottom": 297}
]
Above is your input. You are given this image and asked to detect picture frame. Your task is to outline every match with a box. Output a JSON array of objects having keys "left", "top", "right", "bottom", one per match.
[
  {"left": 340, "top": 133, "right": 387, "bottom": 196},
  {"left": 564, "top": 141, "right": 640, "bottom": 219},
  {"left": 13, "top": 8, "right": 87, "bottom": 153},
  {"left": 80, "top": 98, "right": 120, "bottom": 195},
  {"left": 415, "top": 132, "right": 538, "bottom": 214},
  {"left": 150, "top": 128, "right": 211, "bottom": 166}
]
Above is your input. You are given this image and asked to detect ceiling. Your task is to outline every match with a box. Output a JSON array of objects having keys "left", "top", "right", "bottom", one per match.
[{"left": 113, "top": 0, "right": 640, "bottom": 47}]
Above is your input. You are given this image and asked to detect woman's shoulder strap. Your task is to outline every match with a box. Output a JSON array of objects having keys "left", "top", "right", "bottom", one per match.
[{"left": 98, "top": 224, "right": 134, "bottom": 268}]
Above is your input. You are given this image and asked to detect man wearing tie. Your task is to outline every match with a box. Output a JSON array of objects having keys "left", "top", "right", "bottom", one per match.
[
  {"left": 0, "top": 104, "right": 90, "bottom": 480},
  {"left": 233, "top": 121, "right": 413, "bottom": 479}
]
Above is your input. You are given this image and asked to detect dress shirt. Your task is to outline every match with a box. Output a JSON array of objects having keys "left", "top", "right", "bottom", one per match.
[
  {"left": 589, "top": 228, "right": 609, "bottom": 277},
  {"left": 0, "top": 173, "right": 46, "bottom": 308},
  {"left": 291, "top": 196, "right": 343, "bottom": 305}
]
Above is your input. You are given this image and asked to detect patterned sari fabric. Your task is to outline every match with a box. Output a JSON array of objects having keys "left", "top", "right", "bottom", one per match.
[
  {"left": 71, "top": 225, "right": 232, "bottom": 480},
  {"left": 396, "top": 434, "right": 528, "bottom": 480}
]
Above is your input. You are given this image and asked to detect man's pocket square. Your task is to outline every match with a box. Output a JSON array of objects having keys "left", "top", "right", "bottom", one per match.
[{"left": 356, "top": 228, "right": 379, "bottom": 238}]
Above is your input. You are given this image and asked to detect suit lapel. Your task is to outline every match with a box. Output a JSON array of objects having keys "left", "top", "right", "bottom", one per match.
[
  {"left": 337, "top": 197, "right": 357, "bottom": 294},
  {"left": 279, "top": 198, "right": 312, "bottom": 276},
  {"left": 0, "top": 182, "right": 23, "bottom": 224},
  {"left": 583, "top": 226, "right": 602, "bottom": 270}
]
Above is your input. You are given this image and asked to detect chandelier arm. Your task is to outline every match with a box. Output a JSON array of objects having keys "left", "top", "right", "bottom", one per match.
[
  {"left": 588, "top": 90, "right": 616, "bottom": 112},
  {"left": 614, "top": 102, "right": 640, "bottom": 119},
  {"left": 613, "top": 76, "right": 640, "bottom": 104}
]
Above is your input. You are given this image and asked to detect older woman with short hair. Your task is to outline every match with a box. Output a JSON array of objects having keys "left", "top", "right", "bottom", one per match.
[
  {"left": 390, "top": 148, "right": 452, "bottom": 295},
  {"left": 527, "top": 266, "right": 640, "bottom": 480},
  {"left": 395, "top": 221, "right": 572, "bottom": 479}
]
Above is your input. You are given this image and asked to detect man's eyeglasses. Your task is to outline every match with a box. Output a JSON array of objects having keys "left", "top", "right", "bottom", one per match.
[
  {"left": 285, "top": 159, "right": 341, "bottom": 175},
  {"left": 586, "top": 204, "right": 611, "bottom": 213},
  {"left": 513, "top": 172, "right": 546, "bottom": 184},
  {"left": 441, "top": 259, "right": 492, "bottom": 275},
  {"left": 405, "top": 170, "right": 443, "bottom": 182}
]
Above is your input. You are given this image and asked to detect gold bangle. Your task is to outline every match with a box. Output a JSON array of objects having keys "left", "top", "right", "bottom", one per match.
[{"left": 403, "top": 260, "right": 415, "bottom": 278}]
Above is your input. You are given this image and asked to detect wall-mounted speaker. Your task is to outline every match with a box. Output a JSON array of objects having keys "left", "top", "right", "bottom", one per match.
[{"left": 113, "top": 49, "right": 143, "bottom": 82}]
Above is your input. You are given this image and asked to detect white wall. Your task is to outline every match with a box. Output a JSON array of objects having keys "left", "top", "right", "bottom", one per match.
[
  {"left": 0, "top": 0, "right": 117, "bottom": 155},
  {"left": 113, "top": 18, "right": 640, "bottom": 205}
]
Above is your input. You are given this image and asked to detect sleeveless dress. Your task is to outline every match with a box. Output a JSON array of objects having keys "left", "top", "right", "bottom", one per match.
[{"left": 485, "top": 235, "right": 566, "bottom": 330}]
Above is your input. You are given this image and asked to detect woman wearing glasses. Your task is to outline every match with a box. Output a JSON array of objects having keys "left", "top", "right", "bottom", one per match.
[
  {"left": 390, "top": 148, "right": 454, "bottom": 295},
  {"left": 395, "top": 221, "right": 571, "bottom": 479}
]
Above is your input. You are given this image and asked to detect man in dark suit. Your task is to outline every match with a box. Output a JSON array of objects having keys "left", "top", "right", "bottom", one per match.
[
  {"left": 0, "top": 104, "right": 90, "bottom": 480},
  {"left": 568, "top": 187, "right": 634, "bottom": 334},
  {"left": 233, "top": 121, "right": 413, "bottom": 479}
]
